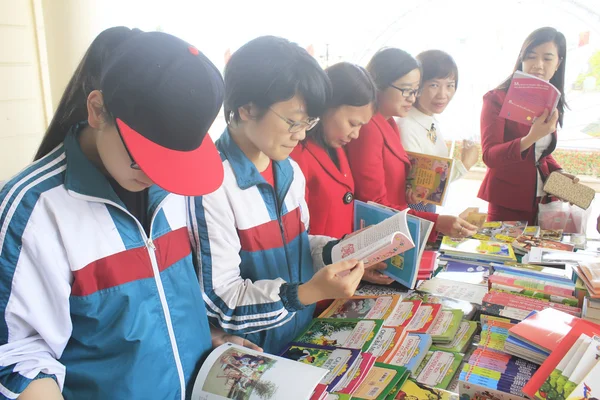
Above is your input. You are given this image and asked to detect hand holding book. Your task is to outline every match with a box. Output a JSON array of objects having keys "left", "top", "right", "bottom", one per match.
[
  {"left": 520, "top": 108, "right": 559, "bottom": 152},
  {"left": 436, "top": 215, "right": 478, "bottom": 238},
  {"left": 297, "top": 259, "right": 365, "bottom": 306}
]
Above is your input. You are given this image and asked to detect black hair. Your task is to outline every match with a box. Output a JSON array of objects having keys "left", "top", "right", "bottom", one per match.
[
  {"left": 497, "top": 27, "right": 568, "bottom": 126},
  {"left": 416, "top": 50, "right": 459, "bottom": 89},
  {"left": 366, "top": 48, "right": 420, "bottom": 92},
  {"left": 308, "top": 62, "right": 377, "bottom": 147},
  {"left": 224, "top": 36, "right": 331, "bottom": 123},
  {"left": 34, "top": 27, "right": 140, "bottom": 160}
]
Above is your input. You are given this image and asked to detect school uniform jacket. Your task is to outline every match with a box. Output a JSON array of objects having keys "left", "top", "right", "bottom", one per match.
[
  {"left": 290, "top": 138, "right": 355, "bottom": 239},
  {"left": 346, "top": 113, "right": 439, "bottom": 239},
  {"left": 478, "top": 89, "right": 562, "bottom": 212},
  {"left": 0, "top": 129, "right": 212, "bottom": 399},
  {"left": 188, "top": 129, "right": 331, "bottom": 355}
]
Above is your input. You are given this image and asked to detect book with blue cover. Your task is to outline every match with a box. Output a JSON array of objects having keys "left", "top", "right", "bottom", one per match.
[{"left": 354, "top": 200, "right": 434, "bottom": 288}]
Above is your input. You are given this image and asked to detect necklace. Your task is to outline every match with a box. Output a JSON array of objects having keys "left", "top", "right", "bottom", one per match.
[{"left": 413, "top": 118, "right": 437, "bottom": 144}]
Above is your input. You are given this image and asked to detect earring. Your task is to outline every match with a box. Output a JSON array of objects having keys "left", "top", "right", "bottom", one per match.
[{"left": 228, "top": 110, "right": 234, "bottom": 124}]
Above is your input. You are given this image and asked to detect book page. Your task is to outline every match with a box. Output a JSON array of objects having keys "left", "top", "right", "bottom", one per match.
[{"left": 191, "top": 343, "right": 327, "bottom": 400}]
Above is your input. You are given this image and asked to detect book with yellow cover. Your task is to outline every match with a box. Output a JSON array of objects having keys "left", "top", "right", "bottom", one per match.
[
  {"left": 440, "top": 237, "right": 517, "bottom": 263},
  {"left": 406, "top": 152, "right": 454, "bottom": 206}
]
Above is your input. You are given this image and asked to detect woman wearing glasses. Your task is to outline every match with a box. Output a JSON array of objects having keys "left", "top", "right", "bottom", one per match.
[
  {"left": 398, "top": 50, "right": 479, "bottom": 212},
  {"left": 189, "top": 36, "right": 365, "bottom": 354},
  {"left": 346, "top": 48, "right": 477, "bottom": 239}
]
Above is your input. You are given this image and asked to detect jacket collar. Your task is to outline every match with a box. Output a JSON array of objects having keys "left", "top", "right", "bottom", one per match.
[
  {"left": 302, "top": 138, "right": 353, "bottom": 191},
  {"left": 372, "top": 113, "right": 410, "bottom": 165},
  {"left": 216, "top": 128, "right": 294, "bottom": 194}
]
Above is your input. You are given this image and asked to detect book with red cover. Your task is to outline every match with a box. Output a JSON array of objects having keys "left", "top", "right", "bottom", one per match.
[
  {"left": 499, "top": 71, "right": 561, "bottom": 126},
  {"left": 522, "top": 319, "right": 600, "bottom": 398},
  {"left": 508, "top": 308, "right": 579, "bottom": 353}
]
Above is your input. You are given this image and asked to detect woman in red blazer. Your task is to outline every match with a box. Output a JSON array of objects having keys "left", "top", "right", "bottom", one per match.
[
  {"left": 346, "top": 48, "right": 477, "bottom": 239},
  {"left": 478, "top": 27, "right": 577, "bottom": 224},
  {"left": 291, "top": 62, "right": 393, "bottom": 286}
]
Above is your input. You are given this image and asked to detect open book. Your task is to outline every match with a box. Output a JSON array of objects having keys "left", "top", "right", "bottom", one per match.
[
  {"left": 332, "top": 205, "right": 415, "bottom": 270},
  {"left": 347, "top": 201, "right": 433, "bottom": 288},
  {"left": 499, "top": 70, "right": 561, "bottom": 126},
  {"left": 191, "top": 343, "right": 328, "bottom": 400},
  {"left": 406, "top": 152, "right": 454, "bottom": 206}
]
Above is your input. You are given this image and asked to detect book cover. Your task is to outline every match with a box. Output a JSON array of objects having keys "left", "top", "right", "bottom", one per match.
[
  {"left": 426, "top": 309, "right": 464, "bottom": 343},
  {"left": 508, "top": 308, "right": 579, "bottom": 353},
  {"left": 562, "top": 335, "right": 600, "bottom": 398},
  {"left": 406, "top": 292, "right": 479, "bottom": 321},
  {"left": 405, "top": 151, "right": 454, "bottom": 206},
  {"left": 385, "top": 300, "right": 422, "bottom": 328},
  {"left": 490, "top": 263, "right": 574, "bottom": 286},
  {"left": 417, "top": 277, "right": 488, "bottom": 305},
  {"left": 511, "top": 235, "right": 575, "bottom": 254},
  {"left": 414, "top": 350, "right": 464, "bottom": 390},
  {"left": 319, "top": 295, "right": 401, "bottom": 321},
  {"left": 488, "top": 273, "right": 575, "bottom": 298},
  {"left": 388, "top": 333, "right": 433, "bottom": 374},
  {"left": 499, "top": 70, "right": 561, "bottom": 126},
  {"left": 440, "top": 237, "right": 517, "bottom": 263},
  {"left": 294, "top": 319, "right": 383, "bottom": 352},
  {"left": 280, "top": 343, "right": 361, "bottom": 392},
  {"left": 397, "top": 379, "right": 459, "bottom": 400},
  {"left": 352, "top": 364, "right": 408, "bottom": 400},
  {"left": 541, "top": 229, "right": 564, "bottom": 240},
  {"left": 366, "top": 327, "right": 406, "bottom": 363},
  {"left": 431, "top": 321, "right": 478, "bottom": 353},
  {"left": 473, "top": 221, "right": 528, "bottom": 243},
  {"left": 406, "top": 303, "right": 442, "bottom": 333},
  {"left": 566, "top": 360, "right": 600, "bottom": 400},
  {"left": 336, "top": 353, "right": 377, "bottom": 395}
]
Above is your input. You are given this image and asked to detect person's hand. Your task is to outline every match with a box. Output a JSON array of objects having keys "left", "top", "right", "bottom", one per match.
[
  {"left": 528, "top": 108, "right": 558, "bottom": 142},
  {"left": 363, "top": 262, "right": 394, "bottom": 285},
  {"left": 211, "top": 325, "right": 263, "bottom": 352},
  {"left": 460, "top": 140, "right": 479, "bottom": 170},
  {"left": 406, "top": 187, "right": 421, "bottom": 204},
  {"left": 298, "top": 259, "right": 365, "bottom": 305},
  {"left": 557, "top": 170, "right": 579, "bottom": 183},
  {"left": 436, "top": 215, "right": 478, "bottom": 238}
]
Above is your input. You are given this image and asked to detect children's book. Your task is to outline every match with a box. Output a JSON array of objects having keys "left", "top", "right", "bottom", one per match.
[
  {"left": 473, "top": 221, "right": 528, "bottom": 243},
  {"left": 414, "top": 350, "right": 464, "bottom": 390},
  {"left": 499, "top": 70, "right": 561, "bottom": 126},
  {"left": 190, "top": 343, "right": 328, "bottom": 400},
  {"left": 512, "top": 235, "right": 575, "bottom": 254},
  {"left": 319, "top": 295, "right": 401, "bottom": 323},
  {"left": 431, "top": 321, "right": 478, "bottom": 353},
  {"left": 385, "top": 300, "right": 422, "bottom": 328},
  {"left": 508, "top": 308, "right": 580, "bottom": 354},
  {"left": 405, "top": 303, "right": 442, "bottom": 333},
  {"left": 418, "top": 277, "right": 489, "bottom": 305},
  {"left": 566, "top": 360, "right": 600, "bottom": 400},
  {"left": 426, "top": 309, "right": 465, "bottom": 343},
  {"left": 405, "top": 151, "right": 454, "bottom": 206},
  {"left": 366, "top": 327, "right": 406, "bottom": 364},
  {"left": 335, "top": 353, "right": 377, "bottom": 395},
  {"left": 351, "top": 363, "right": 409, "bottom": 400},
  {"left": 388, "top": 333, "right": 433, "bottom": 374},
  {"left": 354, "top": 201, "right": 434, "bottom": 288},
  {"left": 279, "top": 343, "right": 361, "bottom": 392},
  {"left": 440, "top": 237, "right": 517, "bottom": 263},
  {"left": 397, "top": 379, "right": 459, "bottom": 400},
  {"left": 294, "top": 319, "right": 383, "bottom": 352}
]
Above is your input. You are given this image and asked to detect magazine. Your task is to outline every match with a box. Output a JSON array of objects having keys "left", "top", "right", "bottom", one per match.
[{"left": 405, "top": 151, "right": 454, "bottom": 206}]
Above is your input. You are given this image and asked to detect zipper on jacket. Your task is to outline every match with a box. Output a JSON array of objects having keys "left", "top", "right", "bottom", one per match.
[{"left": 68, "top": 192, "right": 186, "bottom": 400}]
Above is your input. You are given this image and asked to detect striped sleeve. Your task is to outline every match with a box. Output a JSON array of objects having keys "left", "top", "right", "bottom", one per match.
[
  {"left": 187, "top": 190, "right": 295, "bottom": 335},
  {"left": 0, "top": 151, "right": 70, "bottom": 398}
]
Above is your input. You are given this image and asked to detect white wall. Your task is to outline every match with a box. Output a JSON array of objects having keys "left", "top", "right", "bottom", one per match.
[{"left": 0, "top": 0, "right": 48, "bottom": 180}]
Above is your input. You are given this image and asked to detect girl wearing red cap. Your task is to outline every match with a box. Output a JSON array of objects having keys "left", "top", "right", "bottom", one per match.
[{"left": 0, "top": 27, "right": 248, "bottom": 400}]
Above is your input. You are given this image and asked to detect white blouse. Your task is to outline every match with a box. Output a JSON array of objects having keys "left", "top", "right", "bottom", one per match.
[{"left": 397, "top": 107, "right": 468, "bottom": 182}]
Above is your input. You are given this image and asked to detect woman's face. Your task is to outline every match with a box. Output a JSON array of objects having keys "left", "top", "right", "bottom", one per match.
[
  {"left": 377, "top": 68, "right": 421, "bottom": 118},
  {"left": 416, "top": 76, "right": 456, "bottom": 115},
  {"left": 521, "top": 41, "right": 561, "bottom": 82},
  {"left": 321, "top": 103, "right": 374, "bottom": 148}
]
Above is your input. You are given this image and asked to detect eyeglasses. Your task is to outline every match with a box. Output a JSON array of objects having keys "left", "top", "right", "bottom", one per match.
[
  {"left": 389, "top": 85, "right": 421, "bottom": 98},
  {"left": 269, "top": 108, "right": 320, "bottom": 134}
]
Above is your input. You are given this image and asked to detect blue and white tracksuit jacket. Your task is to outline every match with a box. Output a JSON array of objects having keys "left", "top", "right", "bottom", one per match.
[
  {"left": 0, "top": 130, "right": 212, "bottom": 399},
  {"left": 188, "top": 129, "right": 333, "bottom": 355}
]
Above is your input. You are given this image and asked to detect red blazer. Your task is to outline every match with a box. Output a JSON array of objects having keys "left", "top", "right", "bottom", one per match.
[
  {"left": 346, "top": 113, "right": 439, "bottom": 239},
  {"left": 478, "top": 89, "right": 562, "bottom": 212},
  {"left": 291, "top": 138, "right": 354, "bottom": 239}
]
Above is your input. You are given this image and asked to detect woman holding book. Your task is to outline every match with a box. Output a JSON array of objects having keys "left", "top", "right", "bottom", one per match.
[
  {"left": 346, "top": 48, "right": 478, "bottom": 240},
  {"left": 189, "top": 36, "right": 366, "bottom": 355},
  {"left": 398, "top": 50, "right": 479, "bottom": 212},
  {"left": 290, "top": 62, "right": 393, "bottom": 286},
  {"left": 478, "top": 27, "right": 577, "bottom": 224}
]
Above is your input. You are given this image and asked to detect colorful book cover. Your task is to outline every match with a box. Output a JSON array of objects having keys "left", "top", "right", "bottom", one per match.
[
  {"left": 512, "top": 235, "right": 575, "bottom": 254},
  {"left": 524, "top": 226, "right": 541, "bottom": 236},
  {"left": 352, "top": 363, "right": 409, "bottom": 400},
  {"left": 417, "top": 277, "right": 488, "bottom": 305},
  {"left": 499, "top": 70, "right": 561, "bottom": 126},
  {"left": 388, "top": 333, "right": 433, "bottom": 374},
  {"left": 294, "top": 318, "right": 383, "bottom": 352},
  {"left": 540, "top": 335, "right": 591, "bottom": 400},
  {"left": 405, "top": 303, "right": 442, "bottom": 333},
  {"left": 440, "top": 237, "right": 517, "bottom": 263},
  {"left": 426, "top": 309, "right": 464, "bottom": 343},
  {"left": 508, "top": 308, "right": 580, "bottom": 353},
  {"left": 406, "top": 292, "right": 478, "bottom": 321},
  {"left": 414, "top": 350, "right": 464, "bottom": 390},
  {"left": 563, "top": 335, "right": 600, "bottom": 397},
  {"left": 366, "top": 327, "right": 406, "bottom": 363},
  {"left": 488, "top": 273, "right": 575, "bottom": 298},
  {"left": 280, "top": 343, "right": 361, "bottom": 391},
  {"left": 385, "top": 300, "right": 422, "bottom": 328},
  {"left": 319, "top": 295, "right": 401, "bottom": 321},
  {"left": 566, "top": 360, "right": 600, "bottom": 400},
  {"left": 336, "top": 353, "right": 377, "bottom": 395},
  {"left": 473, "top": 221, "right": 528, "bottom": 243},
  {"left": 405, "top": 151, "right": 453, "bottom": 206},
  {"left": 490, "top": 263, "right": 575, "bottom": 286},
  {"left": 431, "top": 321, "right": 478, "bottom": 353},
  {"left": 541, "top": 229, "right": 564, "bottom": 241},
  {"left": 397, "top": 379, "right": 459, "bottom": 400}
]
